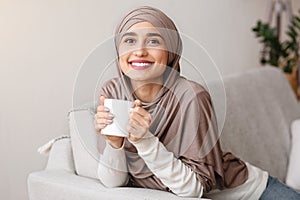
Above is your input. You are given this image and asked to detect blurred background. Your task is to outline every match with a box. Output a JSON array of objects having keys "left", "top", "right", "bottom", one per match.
[{"left": 1, "top": 0, "right": 299, "bottom": 199}]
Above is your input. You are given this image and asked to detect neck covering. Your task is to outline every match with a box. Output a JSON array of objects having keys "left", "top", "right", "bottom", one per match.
[{"left": 99, "top": 6, "right": 248, "bottom": 193}]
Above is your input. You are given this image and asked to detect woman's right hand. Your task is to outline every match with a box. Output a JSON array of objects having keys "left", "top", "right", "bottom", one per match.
[{"left": 94, "top": 96, "right": 124, "bottom": 149}]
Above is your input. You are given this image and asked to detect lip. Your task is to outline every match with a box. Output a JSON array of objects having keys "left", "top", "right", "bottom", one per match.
[{"left": 129, "top": 60, "right": 154, "bottom": 70}]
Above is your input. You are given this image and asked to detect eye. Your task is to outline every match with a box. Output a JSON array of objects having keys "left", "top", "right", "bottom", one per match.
[
  {"left": 124, "top": 38, "right": 135, "bottom": 44},
  {"left": 147, "top": 39, "right": 160, "bottom": 45}
]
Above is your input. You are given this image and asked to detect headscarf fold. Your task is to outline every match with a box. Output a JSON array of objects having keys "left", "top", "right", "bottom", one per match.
[{"left": 99, "top": 6, "right": 248, "bottom": 193}]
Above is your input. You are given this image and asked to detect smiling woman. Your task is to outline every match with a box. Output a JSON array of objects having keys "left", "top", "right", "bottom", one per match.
[{"left": 93, "top": 6, "right": 300, "bottom": 200}]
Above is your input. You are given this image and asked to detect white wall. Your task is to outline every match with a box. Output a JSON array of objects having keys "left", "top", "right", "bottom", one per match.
[{"left": 1, "top": 0, "right": 299, "bottom": 199}]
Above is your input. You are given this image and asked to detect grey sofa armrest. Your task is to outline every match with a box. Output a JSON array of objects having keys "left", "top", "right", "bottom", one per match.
[{"left": 45, "top": 137, "right": 75, "bottom": 172}]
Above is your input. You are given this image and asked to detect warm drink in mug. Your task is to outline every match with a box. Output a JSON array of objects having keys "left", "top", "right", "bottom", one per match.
[{"left": 101, "top": 99, "right": 133, "bottom": 137}]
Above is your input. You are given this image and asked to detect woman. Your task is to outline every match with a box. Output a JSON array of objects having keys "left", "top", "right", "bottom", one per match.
[{"left": 94, "top": 6, "right": 300, "bottom": 199}]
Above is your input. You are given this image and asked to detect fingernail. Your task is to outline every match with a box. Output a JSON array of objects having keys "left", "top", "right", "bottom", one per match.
[
  {"left": 106, "top": 119, "right": 113, "bottom": 123},
  {"left": 130, "top": 102, "right": 135, "bottom": 108},
  {"left": 129, "top": 108, "right": 133, "bottom": 113},
  {"left": 135, "top": 99, "right": 141, "bottom": 106},
  {"left": 104, "top": 107, "right": 110, "bottom": 112},
  {"left": 108, "top": 113, "right": 114, "bottom": 118}
]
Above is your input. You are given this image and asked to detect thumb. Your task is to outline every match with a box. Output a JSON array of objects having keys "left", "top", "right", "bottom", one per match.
[
  {"left": 134, "top": 99, "right": 142, "bottom": 107},
  {"left": 99, "top": 95, "right": 105, "bottom": 106}
]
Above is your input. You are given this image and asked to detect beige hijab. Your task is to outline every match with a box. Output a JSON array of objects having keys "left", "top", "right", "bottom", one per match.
[{"left": 99, "top": 6, "right": 248, "bottom": 193}]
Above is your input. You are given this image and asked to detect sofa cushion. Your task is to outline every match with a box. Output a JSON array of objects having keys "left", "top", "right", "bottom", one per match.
[
  {"left": 286, "top": 118, "right": 300, "bottom": 191},
  {"left": 218, "top": 67, "right": 300, "bottom": 182},
  {"left": 68, "top": 105, "right": 100, "bottom": 179}
]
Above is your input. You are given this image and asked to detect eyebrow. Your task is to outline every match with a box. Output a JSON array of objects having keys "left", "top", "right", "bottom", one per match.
[
  {"left": 121, "top": 32, "right": 163, "bottom": 38},
  {"left": 146, "top": 33, "right": 163, "bottom": 38},
  {"left": 122, "top": 32, "right": 137, "bottom": 37}
]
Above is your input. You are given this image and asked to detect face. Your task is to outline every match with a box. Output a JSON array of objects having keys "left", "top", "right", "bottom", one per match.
[{"left": 118, "top": 22, "right": 168, "bottom": 85}]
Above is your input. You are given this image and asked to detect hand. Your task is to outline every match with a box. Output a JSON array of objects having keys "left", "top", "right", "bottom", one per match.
[
  {"left": 94, "top": 96, "right": 124, "bottom": 148},
  {"left": 127, "top": 100, "right": 152, "bottom": 143}
]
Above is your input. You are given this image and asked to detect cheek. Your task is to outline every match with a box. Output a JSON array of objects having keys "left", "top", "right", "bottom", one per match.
[
  {"left": 159, "top": 51, "right": 168, "bottom": 66},
  {"left": 118, "top": 56, "right": 129, "bottom": 73},
  {"left": 151, "top": 50, "right": 168, "bottom": 65}
]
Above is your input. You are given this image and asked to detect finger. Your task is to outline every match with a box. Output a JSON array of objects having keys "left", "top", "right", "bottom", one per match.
[
  {"left": 95, "top": 122, "right": 106, "bottom": 131},
  {"left": 129, "top": 117, "right": 143, "bottom": 128},
  {"left": 127, "top": 122, "right": 139, "bottom": 134},
  {"left": 96, "top": 118, "right": 113, "bottom": 125},
  {"left": 130, "top": 112, "right": 149, "bottom": 127},
  {"left": 98, "top": 124, "right": 106, "bottom": 130},
  {"left": 95, "top": 112, "right": 114, "bottom": 119},
  {"left": 97, "top": 105, "right": 110, "bottom": 112},
  {"left": 131, "top": 120, "right": 147, "bottom": 135},
  {"left": 128, "top": 118, "right": 141, "bottom": 129},
  {"left": 132, "top": 107, "right": 151, "bottom": 123},
  {"left": 99, "top": 95, "right": 105, "bottom": 106}
]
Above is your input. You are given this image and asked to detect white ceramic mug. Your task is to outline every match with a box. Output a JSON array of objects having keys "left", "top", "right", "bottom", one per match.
[{"left": 101, "top": 99, "right": 133, "bottom": 137}]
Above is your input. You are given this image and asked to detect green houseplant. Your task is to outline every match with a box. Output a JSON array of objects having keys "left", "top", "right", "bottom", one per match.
[{"left": 252, "top": 9, "right": 300, "bottom": 98}]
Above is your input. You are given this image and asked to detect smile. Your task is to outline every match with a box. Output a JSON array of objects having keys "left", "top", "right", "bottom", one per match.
[{"left": 129, "top": 60, "right": 154, "bottom": 70}]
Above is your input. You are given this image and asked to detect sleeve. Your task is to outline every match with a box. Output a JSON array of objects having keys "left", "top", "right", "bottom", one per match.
[
  {"left": 97, "top": 141, "right": 129, "bottom": 187},
  {"left": 130, "top": 132, "right": 204, "bottom": 198}
]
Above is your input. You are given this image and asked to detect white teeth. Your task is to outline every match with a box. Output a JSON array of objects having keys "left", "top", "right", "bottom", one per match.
[{"left": 131, "top": 62, "right": 152, "bottom": 67}]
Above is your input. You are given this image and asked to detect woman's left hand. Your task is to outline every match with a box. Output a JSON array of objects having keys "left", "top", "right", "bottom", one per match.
[{"left": 127, "top": 100, "right": 152, "bottom": 143}]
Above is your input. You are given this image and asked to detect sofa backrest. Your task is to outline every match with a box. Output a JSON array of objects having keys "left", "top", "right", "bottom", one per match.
[{"left": 218, "top": 67, "right": 300, "bottom": 182}]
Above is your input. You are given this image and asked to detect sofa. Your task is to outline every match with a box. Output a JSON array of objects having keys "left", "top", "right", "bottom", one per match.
[{"left": 27, "top": 67, "right": 300, "bottom": 200}]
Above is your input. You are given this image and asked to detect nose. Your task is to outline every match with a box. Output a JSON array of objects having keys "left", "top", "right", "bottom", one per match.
[{"left": 132, "top": 44, "right": 148, "bottom": 57}]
